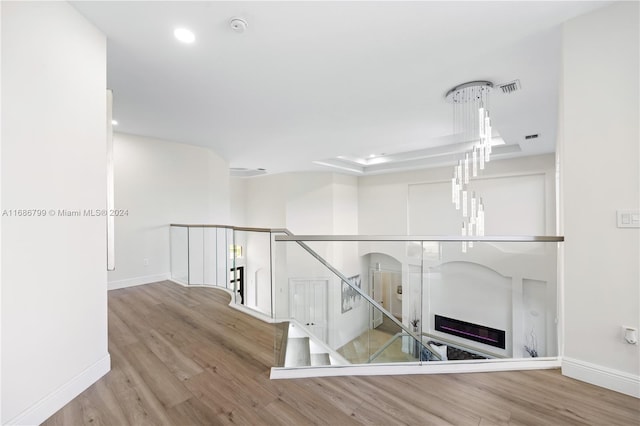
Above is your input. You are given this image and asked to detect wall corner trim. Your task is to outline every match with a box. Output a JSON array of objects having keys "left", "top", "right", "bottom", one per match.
[
  {"left": 562, "top": 357, "right": 640, "bottom": 398},
  {"left": 108, "top": 272, "right": 171, "bottom": 290},
  {"left": 5, "top": 354, "right": 111, "bottom": 425}
]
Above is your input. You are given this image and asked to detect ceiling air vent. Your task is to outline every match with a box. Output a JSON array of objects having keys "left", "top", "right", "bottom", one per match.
[
  {"left": 525, "top": 134, "right": 539, "bottom": 140},
  {"left": 498, "top": 79, "right": 521, "bottom": 94}
]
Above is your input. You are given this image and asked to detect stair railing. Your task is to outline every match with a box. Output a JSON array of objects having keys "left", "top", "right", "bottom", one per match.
[{"left": 276, "top": 230, "right": 441, "bottom": 361}]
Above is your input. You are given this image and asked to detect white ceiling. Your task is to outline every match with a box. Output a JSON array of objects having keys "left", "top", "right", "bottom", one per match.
[{"left": 72, "top": 1, "right": 610, "bottom": 175}]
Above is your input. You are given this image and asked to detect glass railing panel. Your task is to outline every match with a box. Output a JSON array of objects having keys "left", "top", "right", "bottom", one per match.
[
  {"left": 168, "top": 227, "right": 561, "bottom": 369},
  {"left": 421, "top": 240, "right": 559, "bottom": 360},
  {"left": 187, "top": 227, "right": 204, "bottom": 284},
  {"left": 273, "top": 239, "right": 350, "bottom": 366},
  {"left": 369, "top": 333, "right": 437, "bottom": 364},
  {"left": 360, "top": 306, "right": 420, "bottom": 364},
  {"left": 232, "top": 229, "right": 273, "bottom": 315},
  {"left": 273, "top": 236, "right": 560, "bottom": 369},
  {"left": 179, "top": 225, "right": 231, "bottom": 288},
  {"left": 231, "top": 229, "right": 245, "bottom": 305},
  {"left": 170, "top": 225, "right": 189, "bottom": 285},
  {"left": 215, "top": 227, "right": 230, "bottom": 288},
  {"left": 273, "top": 239, "right": 437, "bottom": 368},
  {"left": 202, "top": 227, "right": 217, "bottom": 285}
]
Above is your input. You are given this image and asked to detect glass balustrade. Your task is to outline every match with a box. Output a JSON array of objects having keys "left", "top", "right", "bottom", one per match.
[
  {"left": 169, "top": 224, "right": 280, "bottom": 317},
  {"left": 272, "top": 239, "right": 437, "bottom": 368},
  {"left": 272, "top": 236, "right": 562, "bottom": 370},
  {"left": 170, "top": 225, "right": 563, "bottom": 371},
  {"left": 169, "top": 225, "right": 189, "bottom": 285}
]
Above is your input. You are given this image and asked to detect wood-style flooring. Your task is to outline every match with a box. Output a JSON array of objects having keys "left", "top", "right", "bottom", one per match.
[{"left": 43, "top": 281, "right": 640, "bottom": 425}]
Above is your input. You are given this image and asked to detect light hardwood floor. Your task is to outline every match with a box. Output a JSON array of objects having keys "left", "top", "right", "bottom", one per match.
[{"left": 44, "top": 281, "right": 639, "bottom": 425}]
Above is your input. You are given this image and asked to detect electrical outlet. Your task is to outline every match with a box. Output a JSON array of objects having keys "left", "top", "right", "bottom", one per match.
[{"left": 143, "top": 258, "right": 149, "bottom": 266}]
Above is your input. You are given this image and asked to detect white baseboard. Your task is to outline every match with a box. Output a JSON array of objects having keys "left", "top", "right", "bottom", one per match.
[
  {"left": 271, "top": 357, "right": 561, "bottom": 379},
  {"left": 108, "top": 272, "right": 171, "bottom": 290},
  {"left": 6, "top": 354, "right": 111, "bottom": 425},
  {"left": 168, "top": 277, "right": 188, "bottom": 287},
  {"left": 228, "top": 302, "right": 277, "bottom": 324},
  {"left": 562, "top": 357, "right": 640, "bottom": 398}
]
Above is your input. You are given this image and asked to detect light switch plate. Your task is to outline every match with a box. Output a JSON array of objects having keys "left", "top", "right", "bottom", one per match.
[{"left": 617, "top": 210, "right": 640, "bottom": 228}]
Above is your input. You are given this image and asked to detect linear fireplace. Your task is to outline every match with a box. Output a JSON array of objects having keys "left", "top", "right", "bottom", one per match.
[{"left": 434, "top": 314, "right": 506, "bottom": 349}]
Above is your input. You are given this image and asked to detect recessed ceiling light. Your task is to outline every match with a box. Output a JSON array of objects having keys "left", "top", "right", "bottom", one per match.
[
  {"left": 174, "top": 28, "right": 195, "bottom": 44},
  {"left": 111, "top": 120, "right": 118, "bottom": 126}
]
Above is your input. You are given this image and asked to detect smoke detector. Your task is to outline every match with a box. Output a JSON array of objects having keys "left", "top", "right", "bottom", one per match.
[{"left": 229, "top": 18, "right": 248, "bottom": 33}]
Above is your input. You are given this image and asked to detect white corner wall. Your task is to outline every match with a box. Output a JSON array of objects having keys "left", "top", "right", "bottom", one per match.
[
  {"left": 107, "top": 133, "right": 230, "bottom": 289},
  {"left": 245, "top": 172, "right": 364, "bottom": 349},
  {"left": 1, "top": 2, "right": 110, "bottom": 424},
  {"left": 244, "top": 173, "right": 289, "bottom": 229},
  {"left": 230, "top": 177, "right": 247, "bottom": 226},
  {"left": 560, "top": 2, "right": 639, "bottom": 397}
]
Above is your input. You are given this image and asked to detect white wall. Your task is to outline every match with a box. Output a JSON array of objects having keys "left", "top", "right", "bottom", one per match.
[
  {"left": 230, "top": 177, "right": 247, "bottom": 226},
  {"left": 252, "top": 161, "right": 558, "bottom": 355},
  {"left": 560, "top": 2, "right": 640, "bottom": 397},
  {"left": 358, "top": 155, "right": 557, "bottom": 354},
  {"left": 428, "top": 262, "right": 513, "bottom": 355},
  {"left": 286, "top": 172, "right": 336, "bottom": 234},
  {"left": 108, "top": 132, "right": 230, "bottom": 289},
  {"left": 1, "top": 3, "right": 109, "bottom": 423},
  {"left": 329, "top": 175, "right": 367, "bottom": 348},
  {"left": 359, "top": 153, "right": 556, "bottom": 235},
  {"left": 245, "top": 172, "right": 365, "bottom": 349},
  {"left": 244, "top": 173, "right": 289, "bottom": 228},
  {"left": 408, "top": 173, "right": 548, "bottom": 235}
]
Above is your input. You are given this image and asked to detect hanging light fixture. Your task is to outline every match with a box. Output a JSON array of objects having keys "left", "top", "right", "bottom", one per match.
[{"left": 446, "top": 81, "right": 493, "bottom": 251}]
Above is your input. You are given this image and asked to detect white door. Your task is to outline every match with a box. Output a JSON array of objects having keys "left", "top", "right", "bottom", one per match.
[
  {"left": 289, "top": 279, "right": 328, "bottom": 341},
  {"left": 371, "top": 271, "right": 383, "bottom": 328}
]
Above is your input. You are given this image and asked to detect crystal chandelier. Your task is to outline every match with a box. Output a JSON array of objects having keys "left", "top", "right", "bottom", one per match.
[{"left": 446, "top": 81, "right": 493, "bottom": 252}]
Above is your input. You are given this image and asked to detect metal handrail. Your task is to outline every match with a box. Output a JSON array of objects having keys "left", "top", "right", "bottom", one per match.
[
  {"left": 280, "top": 229, "right": 441, "bottom": 361},
  {"left": 170, "top": 223, "right": 288, "bottom": 233},
  {"left": 170, "top": 225, "right": 566, "bottom": 362},
  {"left": 276, "top": 235, "right": 564, "bottom": 242},
  {"left": 170, "top": 225, "right": 564, "bottom": 243},
  {"left": 170, "top": 224, "right": 433, "bottom": 358}
]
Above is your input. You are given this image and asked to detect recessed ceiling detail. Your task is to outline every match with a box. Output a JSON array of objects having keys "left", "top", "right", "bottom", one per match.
[
  {"left": 314, "top": 138, "right": 521, "bottom": 176},
  {"left": 71, "top": 1, "right": 610, "bottom": 175}
]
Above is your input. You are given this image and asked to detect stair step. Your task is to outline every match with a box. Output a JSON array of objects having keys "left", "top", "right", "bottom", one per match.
[
  {"left": 310, "top": 353, "right": 331, "bottom": 366},
  {"left": 284, "top": 337, "right": 311, "bottom": 367}
]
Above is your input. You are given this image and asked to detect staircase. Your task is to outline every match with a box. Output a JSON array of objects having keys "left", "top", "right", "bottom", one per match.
[{"left": 281, "top": 322, "right": 340, "bottom": 368}]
